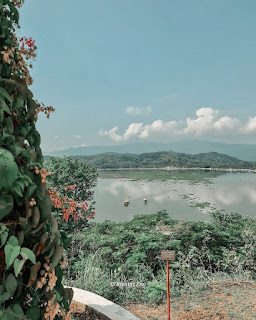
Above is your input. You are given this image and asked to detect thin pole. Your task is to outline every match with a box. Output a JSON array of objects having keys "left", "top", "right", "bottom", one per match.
[{"left": 167, "top": 259, "right": 170, "bottom": 320}]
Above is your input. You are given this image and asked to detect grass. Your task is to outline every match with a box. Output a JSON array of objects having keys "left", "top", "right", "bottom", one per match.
[{"left": 98, "top": 169, "right": 223, "bottom": 183}]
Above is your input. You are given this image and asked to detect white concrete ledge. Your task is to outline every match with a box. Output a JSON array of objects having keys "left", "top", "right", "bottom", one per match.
[{"left": 66, "top": 286, "right": 140, "bottom": 320}]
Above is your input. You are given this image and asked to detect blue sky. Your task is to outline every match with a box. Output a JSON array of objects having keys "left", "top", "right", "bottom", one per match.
[{"left": 18, "top": 0, "right": 256, "bottom": 151}]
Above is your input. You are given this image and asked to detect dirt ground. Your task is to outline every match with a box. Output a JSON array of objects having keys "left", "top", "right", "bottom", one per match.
[{"left": 125, "top": 280, "right": 256, "bottom": 320}]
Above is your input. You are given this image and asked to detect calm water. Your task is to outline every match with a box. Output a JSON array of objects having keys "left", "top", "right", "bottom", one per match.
[{"left": 92, "top": 172, "right": 256, "bottom": 222}]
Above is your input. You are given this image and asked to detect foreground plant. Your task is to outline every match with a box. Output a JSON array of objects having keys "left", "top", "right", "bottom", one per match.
[
  {"left": 0, "top": 1, "right": 73, "bottom": 319},
  {"left": 66, "top": 211, "right": 256, "bottom": 305},
  {"left": 44, "top": 157, "right": 97, "bottom": 233}
]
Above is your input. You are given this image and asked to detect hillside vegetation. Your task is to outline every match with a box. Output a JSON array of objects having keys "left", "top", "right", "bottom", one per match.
[
  {"left": 71, "top": 151, "right": 256, "bottom": 169},
  {"left": 43, "top": 141, "right": 256, "bottom": 162}
]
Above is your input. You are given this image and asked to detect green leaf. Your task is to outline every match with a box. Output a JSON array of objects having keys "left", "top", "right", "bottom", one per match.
[
  {"left": 17, "top": 230, "right": 24, "bottom": 246},
  {"left": 33, "top": 130, "right": 41, "bottom": 146},
  {"left": 13, "top": 258, "right": 25, "bottom": 277},
  {"left": 0, "top": 314, "right": 8, "bottom": 320},
  {"left": 25, "top": 182, "right": 37, "bottom": 199},
  {"left": 20, "top": 149, "right": 30, "bottom": 161},
  {"left": 4, "top": 245, "right": 20, "bottom": 269},
  {"left": 26, "top": 306, "right": 40, "bottom": 320},
  {"left": 0, "top": 285, "right": 4, "bottom": 295},
  {"left": 5, "top": 273, "right": 17, "bottom": 296},
  {"left": 0, "top": 224, "right": 7, "bottom": 232},
  {"left": 3, "top": 307, "right": 15, "bottom": 320},
  {"left": 12, "top": 182, "right": 23, "bottom": 197},
  {"left": 20, "top": 248, "right": 36, "bottom": 264},
  {"left": 11, "top": 304, "right": 24, "bottom": 318},
  {"left": 62, "top": 288, "right": 74, "bottom": 310},
  {"left": 12, "top": 143, "right": 22, "bottom": 157},
  {"left": 0, "top": 195, "right": 14, "bottom": 219},
  {"left": 0, "top": 231, "right": 8, "bottom": 248},
  {"left": 13, "top": 177, "right": 25, "bottom": 189},
  {"left": 38, "top": 194, "right": 52, "bottom": 222},
  {"left": 0, "top": 291, "right": 11, "bottom": 304},
  {"left": 0, "top": 148, "right": 18, "bottom": 190},
  {"left": 7, "top": 236, "right": 19, "bottom": 247},
  {"left": 0, "top": 87, "right": 12, "bottom": 103},
  {"left": 0, "top": 97, "right": 11, "bottom": 114},
  {"left": 35, "top": 179, "right": 46, "bottom": 200},
  {"left": 5, "top": 0, "right": 19, "bottom": 24},
  {"left": 12, "top": 192, "right": 23, "bottom": 206}
]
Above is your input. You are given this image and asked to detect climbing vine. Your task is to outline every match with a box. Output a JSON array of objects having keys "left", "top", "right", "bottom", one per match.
[{"left": 0, "top": 1, "right": 73, "bottom": 319}]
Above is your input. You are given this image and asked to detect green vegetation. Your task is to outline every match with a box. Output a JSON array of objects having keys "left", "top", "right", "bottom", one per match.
[
  {"left": 64, "top": 211, "right": 256, "bottom": 306},
  {"left": 0, "top": 2, "right": 72, "bottom": 319},
  {"left": 98, "top": 169, "right": 224, "bottom": 182},
  {"left": 44, "top": 157, "right": 97, "bottom": 203},
  {"left": 193, "top": 202, "right": 212, "bottom": 209},
  {"left": 44, "top": 157, "right": 98, "bottom": 232},
  {"left": 73, "top": 151, "right": 256, "bottom": 170}
]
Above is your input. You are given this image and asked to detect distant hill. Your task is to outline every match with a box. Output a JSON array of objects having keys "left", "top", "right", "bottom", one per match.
[
  {"left": 43, "top": 140, "right": 256, "bottom": 162},
  {"left": 71, "top": 151, "right": 256, "bottom": 170}
]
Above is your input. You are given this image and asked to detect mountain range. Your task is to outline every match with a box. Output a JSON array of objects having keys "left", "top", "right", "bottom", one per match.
[{"left": 44, "top": 140, "right": 256, "bottom": 161}]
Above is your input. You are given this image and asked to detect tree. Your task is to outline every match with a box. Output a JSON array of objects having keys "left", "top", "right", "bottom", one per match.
[
  {"left": 0, "top": 1, "right": 72, "bottom": 319},
  {"left": 44, "top": 157, "right": 98, "bottom": 232}
]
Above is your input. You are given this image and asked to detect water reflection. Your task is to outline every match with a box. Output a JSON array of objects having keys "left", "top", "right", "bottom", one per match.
[{"left": 92, "top": 172, "right": 256, "bottom": 222}]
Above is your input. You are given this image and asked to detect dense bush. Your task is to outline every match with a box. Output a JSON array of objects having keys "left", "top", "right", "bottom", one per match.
[
  {"left": 65, "top": 211, "right": 256, "bottom": 305},
  {"left": 44, "top": 157, "right": 98, "bottom": 233}
]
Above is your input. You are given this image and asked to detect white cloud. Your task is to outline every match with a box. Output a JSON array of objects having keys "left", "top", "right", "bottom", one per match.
[
  {"left": 184, "top": 107, "right": 218, "bottom": 135},
  {"left": 125, "top": 105, "right": 152, "bottom": 116},
  {"left": 98, "top": 126, "right": 122, "bottom": 142},
  {"left": 98, "top": 123, "right": 144, "bottom": 142},
  {"left": 72, "top": 135, "right": 82, "bottom": 139},
  {"left": 213, "top": 116, "right": 241, "bottom": 131},
  {"left": 244, "top": 117, "right": 256, "bottom": 133},
  {"left": 98, "top": 107, "right": 256, "bottom": 143},
  {"left": 139, "top": 120, "right": 181, "bottom": 139}
]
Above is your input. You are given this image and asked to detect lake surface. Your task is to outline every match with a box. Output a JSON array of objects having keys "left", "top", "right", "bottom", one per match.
[{"left": 92, "top": 172, "right": 256, "bottom": 222}]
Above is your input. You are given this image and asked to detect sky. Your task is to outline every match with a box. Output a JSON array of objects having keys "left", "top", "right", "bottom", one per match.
[{"left": 18, "top": 0, "right": 256, "bottom": 152}]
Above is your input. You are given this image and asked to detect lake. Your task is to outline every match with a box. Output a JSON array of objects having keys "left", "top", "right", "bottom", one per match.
[{"left": 92, "top": 172, "right": 256, "bottom": 222}]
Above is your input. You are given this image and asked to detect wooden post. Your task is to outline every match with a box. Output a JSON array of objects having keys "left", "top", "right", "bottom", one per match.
[
  {"left": 159, "top": 250, "right": 175, "bottom": 320},
  {"left": 167, "top": 259, "right": 170, "bottom": 320}
]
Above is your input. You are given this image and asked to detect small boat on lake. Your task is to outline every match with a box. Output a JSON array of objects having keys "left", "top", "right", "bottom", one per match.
[
  {"left": 144, "top": 198, "right": 148, "bottom": 204},
  {"left": 124, "top": 200, "right": 129, "bottom": 207}
]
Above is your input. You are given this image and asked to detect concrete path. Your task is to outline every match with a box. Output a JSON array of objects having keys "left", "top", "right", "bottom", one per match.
[{"left": 67, "top": 286, "right": 140, "bottom": 320}]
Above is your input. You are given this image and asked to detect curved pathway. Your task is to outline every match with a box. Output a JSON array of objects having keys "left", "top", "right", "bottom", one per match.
[{"left": 67, "top": 286, "right": 140, "bottom": 320}]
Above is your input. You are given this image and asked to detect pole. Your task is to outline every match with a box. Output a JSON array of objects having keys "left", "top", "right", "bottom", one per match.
[{"left": 167, "top": 259, "right": 170, "bottom": 320}]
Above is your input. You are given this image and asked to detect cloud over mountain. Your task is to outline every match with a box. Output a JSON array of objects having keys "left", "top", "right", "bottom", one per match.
[{"left": 98, "top": 107, "right": 256, "bottom": 143}]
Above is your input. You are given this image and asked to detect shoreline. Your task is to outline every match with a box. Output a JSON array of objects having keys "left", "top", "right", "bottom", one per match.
[{"left": 97, "top": 167, "right": 256, "bottom": 173}]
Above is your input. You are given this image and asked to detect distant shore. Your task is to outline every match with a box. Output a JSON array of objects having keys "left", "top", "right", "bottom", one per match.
[{"left": 97, "top": 167, "right": 256, "bottom": 173}]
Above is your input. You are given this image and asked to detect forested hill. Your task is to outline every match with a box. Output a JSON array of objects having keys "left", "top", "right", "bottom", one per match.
[{"left": 71, "top": 151, "right": 256, "bottom": 169}]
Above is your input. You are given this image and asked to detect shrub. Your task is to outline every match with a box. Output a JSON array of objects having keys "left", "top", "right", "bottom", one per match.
[
  {"left": 44, "top": 157, "right": 98, "bottom": 233},
  {"left": 65, "top": 211, "right": 256, "bottom": 305}
]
